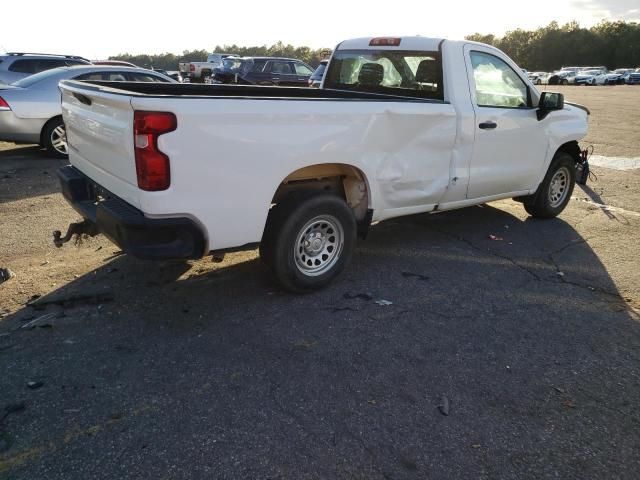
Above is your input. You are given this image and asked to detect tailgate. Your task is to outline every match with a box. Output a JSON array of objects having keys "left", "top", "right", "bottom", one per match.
[{"left": 60, "top": 80, "right": 141, "bottom": 209}]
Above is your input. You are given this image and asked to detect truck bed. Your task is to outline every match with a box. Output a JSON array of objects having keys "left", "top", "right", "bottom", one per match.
[{"left": 65, "top": 80, "right": 446, "bottom": 103}]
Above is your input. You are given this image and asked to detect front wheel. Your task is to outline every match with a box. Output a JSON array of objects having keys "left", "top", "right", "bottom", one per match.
[
  {"left": 524, "top": 153, "right": 576, "bottom": 219},
  {"left": 260, "top": 192, "right": 356, "bottom": 292},
  {"left": 561, "top": 79, "right": 569, "bottom": 85},
  {"left": 42, "top": 117, "right": 68, "bottom": 158}
]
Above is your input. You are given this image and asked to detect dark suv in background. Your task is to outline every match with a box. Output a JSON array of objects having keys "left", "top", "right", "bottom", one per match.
[
  {"left": 209, "top": 57, "right": 314, "bottom": 87},
  {"left": 0, "top": 53, "right": 91, "bottom": 84}
]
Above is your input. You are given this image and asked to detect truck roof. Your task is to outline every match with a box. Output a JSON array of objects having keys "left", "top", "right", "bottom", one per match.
[{"left": 336, "top": 36, "right": 444, "bottom": 51}]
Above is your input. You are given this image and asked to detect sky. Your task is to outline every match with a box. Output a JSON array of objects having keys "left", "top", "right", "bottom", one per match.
[{"left": 2, "top": 0, "right": 639, "bottom": 59}]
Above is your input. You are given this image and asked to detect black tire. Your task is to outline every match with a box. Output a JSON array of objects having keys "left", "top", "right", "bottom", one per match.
[
  {"left": 524, "top": 153, "right": 576, "bottom": 219},
  {"left": 561, "top": 79, "right": 569, "bottom": 85},
  {"left": 260, "top": 191, "right": 356, "bottom": 292},
  {"left": 42, "top": 117, "right": 68, "bottom": 159}
]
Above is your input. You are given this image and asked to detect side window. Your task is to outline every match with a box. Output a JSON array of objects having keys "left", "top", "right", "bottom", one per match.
[
  {"left": 74, "top": 72, "right": 104, "bottom": 81},
  {"left": 470, "top": 51, "right": 529, "bottom": 108},
  {"left": 127, "top": 73, "right": 167, "bottom": 82},
  {"left": 8, "top": 59, "right": 38, "bottom": 74},
  {"left": 37, "top": 59, "right": 66, "bottom": 71},
  {"left": 250, "top": 60, "right": 267, "bottom": 73},
  {"left": 294, "top": 63, "right": 313, "bottom": 76},
  {"left": 270, "top": 61, "right": 293, "bottom": 74},
  {"left": 106, "top": 72, "right": 128, "bottom": 81}
]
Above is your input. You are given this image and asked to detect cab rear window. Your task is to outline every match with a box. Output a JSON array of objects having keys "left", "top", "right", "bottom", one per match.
[{"left": 324, "top": 49, "right": 443, "bottom": 100}]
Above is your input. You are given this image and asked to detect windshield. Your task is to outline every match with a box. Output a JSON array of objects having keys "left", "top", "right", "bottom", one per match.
[
  {"left": 219, "top": 57, "right": 245, "bottom": 72},
  {"left": 11, "top": 67, "right": 66, "bottom": 87}
]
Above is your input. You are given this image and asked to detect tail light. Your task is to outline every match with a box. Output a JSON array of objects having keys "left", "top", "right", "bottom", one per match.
[
  {"left": 133, "top": 111, "right": 177, "bottom": 191},
  {"left": 190, "top": 64, "right": 195, "bottom": 72},
  {"left": 0, "top": 96, "right": 10, "bottom": 111},
  {"left": 369, "top": 37, "right": 402, "bottom": 47}
]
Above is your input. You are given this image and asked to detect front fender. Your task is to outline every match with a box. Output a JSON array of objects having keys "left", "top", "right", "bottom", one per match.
[{"left": 534, "top": 104, "right": 588, "bottom": 187}]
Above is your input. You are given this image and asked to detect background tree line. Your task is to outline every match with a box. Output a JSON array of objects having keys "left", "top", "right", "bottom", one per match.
[
  {"left": 109, "top": 42, "right": 331, "bottom": 71},
  {"left": 466, "top": 20, "right": 640, "bottom": 71},
  {"left": 109, "top": 21, "right": 640, "bottom": 72}
]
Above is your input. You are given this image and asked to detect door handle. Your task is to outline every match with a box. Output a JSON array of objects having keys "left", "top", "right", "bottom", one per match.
[{"left": 479, "top": 121, "right": 497, "bottom": 130}]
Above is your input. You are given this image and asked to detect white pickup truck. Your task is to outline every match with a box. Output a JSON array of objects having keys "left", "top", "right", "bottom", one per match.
[
  {"left": 178, "top": 53, "right": 237, "bottom": 83},
  {"left": 56, "top": 36, "right": 589, "bottom": 292}
]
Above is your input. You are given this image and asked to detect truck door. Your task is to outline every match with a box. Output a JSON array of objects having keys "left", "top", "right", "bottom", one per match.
[{"left": 463, "top": 44, "right": 548, "bottom": 199}]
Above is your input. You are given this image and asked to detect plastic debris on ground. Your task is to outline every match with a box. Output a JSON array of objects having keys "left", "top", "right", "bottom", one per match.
[
  {"left": 374, "top": 299, "right": 393, "bottom": 306},
  {"left": 0, "top": 268, "right": 15, "bottom": 284}
]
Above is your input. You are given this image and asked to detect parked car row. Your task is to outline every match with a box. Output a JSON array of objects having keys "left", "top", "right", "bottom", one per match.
[
  {"left": 203, "top": 56, "right": 316, "bottom": 87},
  {"left": 524, "top": 65, "right": 640, "bottom": 86}
]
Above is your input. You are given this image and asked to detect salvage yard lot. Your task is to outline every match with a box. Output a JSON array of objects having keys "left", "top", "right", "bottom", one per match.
[{"left": 1, "top": 86, "right": 640, "bottom": 478}]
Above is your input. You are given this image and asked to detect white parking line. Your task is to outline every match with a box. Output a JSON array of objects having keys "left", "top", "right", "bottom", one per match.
[
  {"left": 589, "top": 155, "right": 640, "bottom": 171},
  {"left": 571, "top": 196, "right": 640, "bottom": 217}
]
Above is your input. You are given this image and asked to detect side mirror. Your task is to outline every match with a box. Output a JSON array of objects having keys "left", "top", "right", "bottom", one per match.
[{"left": 537, "top": 91, "right": 564, "bottom": 120}]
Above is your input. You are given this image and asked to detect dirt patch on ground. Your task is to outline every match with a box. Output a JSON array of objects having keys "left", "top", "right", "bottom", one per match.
[{"left": 540, "top": 85, "right": 640, "bottom": 157}]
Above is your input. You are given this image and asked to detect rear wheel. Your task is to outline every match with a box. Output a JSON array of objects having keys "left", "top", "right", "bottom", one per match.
[
  {"left": 561, "top": 79, "right": 569, "bottom": 85},
  {"left": 42, "top": 117, "right": 68, "bottom": 159},
  {"left": 260, "top": 192, "right": 356, "bottom": 292},
  {"left": 524, "top": 153, "right": 576, "bottom": 219}
]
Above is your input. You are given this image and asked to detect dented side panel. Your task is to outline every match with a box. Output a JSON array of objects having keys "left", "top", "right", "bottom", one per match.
[{"left": 363, "top": 106, "right": 457, "bottom": 211}]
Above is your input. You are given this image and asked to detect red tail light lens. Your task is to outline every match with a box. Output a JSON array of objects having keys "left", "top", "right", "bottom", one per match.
[
  {"left": 190, "top": 64, "right": 195, "bottom": 71},
  {"left": 133, "top": 111, "right": 177, "bottom": 191},
  {"left": 0, "top": 96, "right": 10, "bottom": 110}
]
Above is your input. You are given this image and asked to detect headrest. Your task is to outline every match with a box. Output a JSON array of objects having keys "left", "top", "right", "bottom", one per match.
[
  {"left": 415, "top": 60, "right": 438, "bottom": 83},
  {"left": 358, "top": 63, "right": 384, "bottom": 86}
]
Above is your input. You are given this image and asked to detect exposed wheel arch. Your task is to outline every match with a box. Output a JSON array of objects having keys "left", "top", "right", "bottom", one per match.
[
  {"left": 557, "top": 140, "right": 582, "bottom": 163},
  {"left": 271, "top": 163, "right": 371, "bottom": 220},
  {"left": 266, "top": 163, "right": 373, "bottom": 241}
]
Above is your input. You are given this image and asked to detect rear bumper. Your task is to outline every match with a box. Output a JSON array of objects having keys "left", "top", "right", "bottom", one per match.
[
  {"left": 0, "top": 111, "right": 45, "bottom": 144},
  {"left": 58, "top": 165, "right": 206, "bottom": 260}
]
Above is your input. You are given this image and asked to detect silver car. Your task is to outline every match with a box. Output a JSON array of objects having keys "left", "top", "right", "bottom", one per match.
[{"left": 0, "top": 65, "right": 175, "bottom": 157}]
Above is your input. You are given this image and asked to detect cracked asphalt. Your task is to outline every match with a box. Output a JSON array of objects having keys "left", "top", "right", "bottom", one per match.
[{"left": 1, "top": 88, "right": 640, "bottom": 479}]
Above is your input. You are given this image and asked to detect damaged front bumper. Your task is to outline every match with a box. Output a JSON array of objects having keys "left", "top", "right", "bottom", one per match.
[{"left": 56, "top": 166, "right": 206, "bottom": 260}]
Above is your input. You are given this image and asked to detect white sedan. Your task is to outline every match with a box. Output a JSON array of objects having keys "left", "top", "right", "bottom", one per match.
[{"left": 0, "top": 65, "right": 175, "bottom": 157}]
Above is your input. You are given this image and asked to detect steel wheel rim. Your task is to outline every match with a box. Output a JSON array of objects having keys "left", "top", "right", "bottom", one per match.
[
  {"left": 50, "top": 125, "right": 67, "bottom": 155},
  {"left": 294, "top": 215, "right": 344, "bottom": 277},
  {"left": 548, "top": 167, "right": 570, "bottom": 208}
]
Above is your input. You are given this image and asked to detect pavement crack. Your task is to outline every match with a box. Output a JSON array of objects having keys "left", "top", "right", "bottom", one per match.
[
  {"left": 433, "top": 227, "right": 542, "bottom": 281},
  {"left": 549, "top": 238, "right": 592, "bottom": 256}
]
